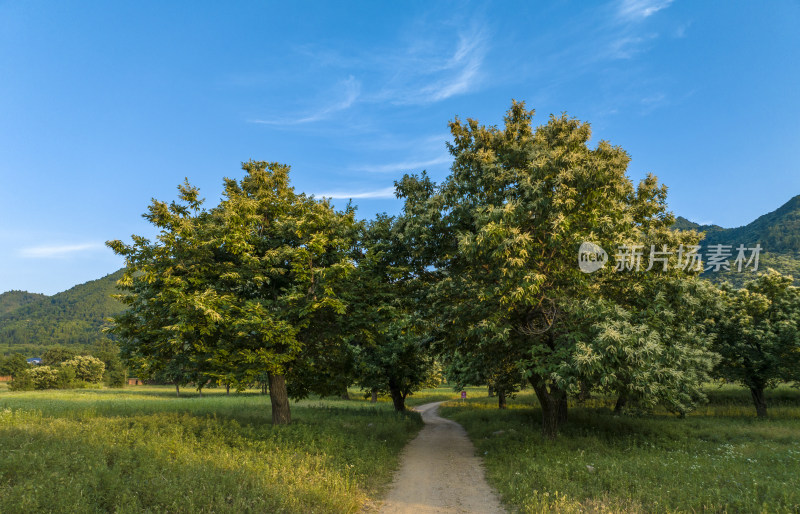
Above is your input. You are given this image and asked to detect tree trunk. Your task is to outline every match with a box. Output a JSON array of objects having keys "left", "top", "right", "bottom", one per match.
[
  {"left": 530, "top": 376, "right": 567, "bottom": 439},
  {"left": 614, "top": 394, "right": 627, "bottom": 414},
  {"left": 498, "top": 390, "right": 507, "bottom": 409},
  {"left": 577, "top": 381, "right": 590, "bottom": 403},
  {"left": 175, "top": 383, "right": 180, "bottom": 397},
  {"left": 268, "top": 373, "right": 291, "bottom": 425},
  {"left": 226, "top": 383, "right": 230, "bottom": 395},
  {"left": 370, "top": 389, "right": 378, "bottom": 403},
  {"left": 488, "top": 385, "right": 495, "bottom": 397},
  {"left": 340, "top": 387, "right": 350, "bottom": 400},
  {"left": 388, "top": 378, "right": 406, "bottom": 412},
  {"left": 750, "top": 386, "right": 768, "bottom": 418}
]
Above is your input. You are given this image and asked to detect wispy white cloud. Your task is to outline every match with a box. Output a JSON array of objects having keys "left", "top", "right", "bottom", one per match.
[
  {"left": 673, "top": 21, "right": 691, "bottom": 38},
  {"left": 249, "top": 76, "right": 361, "bottom": 125},
  {"left": 607, "top": 35, "right": 649, "bottom": 59},
  {"left": 20, "top": 242, "right": 106, "bottom": 258},
  {"left": 617, "top": 0, "right": 674, "bottom": 22},
  {"left": 378, "top": 25, "right": 488, "bottom": 105},
  {"left": 639, "top": 92, "right": 667, "bottom": 114},
  {"left": 316, "top": 187, "right": 396, "bottom": 199},
  {"left": 417, "top": 32, "right": 485, "bottom": 102},
  {"left": 244, "top": 16, "right": 488, "bottom": 129},
  {"left": 641, "top": 92, "right": 666, "bottom": 105},
  {"left": 353, "top": 156, "right": 450, "bottom": 174}
]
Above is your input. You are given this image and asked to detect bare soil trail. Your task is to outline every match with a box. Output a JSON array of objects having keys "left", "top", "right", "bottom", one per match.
[{"left": 379, "top": 401, "right": 506, "bottom": 514}]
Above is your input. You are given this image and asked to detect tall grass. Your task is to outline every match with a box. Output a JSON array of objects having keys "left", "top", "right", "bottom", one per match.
[
  {"left": 440, "top": 385, "right": 800, "bottom": 513},
  {"left": 0, "top": 387, "right": 422, "bottom": 513}
]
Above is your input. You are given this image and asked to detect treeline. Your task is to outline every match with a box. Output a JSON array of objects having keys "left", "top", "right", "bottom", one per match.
[
  {"left": 99, "top": 102, "right": 799, "bottom": 438},
  {"left": 4, "top": 102, "right": 798, "bottom": 439},
  {"left": 0, "top": 344, "right": 126, "bottom": 389}
]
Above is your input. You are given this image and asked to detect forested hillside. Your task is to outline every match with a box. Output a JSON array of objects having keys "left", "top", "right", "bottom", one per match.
[
  {"left": 676, "top": 195, "right": 800, "bottom": 287},
  {"left": 0, "top": 291, "right": 46, "bottom": 316},
  {"left": 0, "top": 270, "right": 125, "bottom": 356}
]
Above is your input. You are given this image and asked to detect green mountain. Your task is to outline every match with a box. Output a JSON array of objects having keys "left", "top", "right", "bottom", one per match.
[
  {"left": 0, "top": 291, "right": 47, "bottom": 316},
  {"left": 675, "top": 195, "right": 800, "bottom": 254},
  {"left": 0, "top": 270, "right": 125, "bottom": 357},
  {"left": 675, "top": 195, "right": 800, "bottom": 287}
]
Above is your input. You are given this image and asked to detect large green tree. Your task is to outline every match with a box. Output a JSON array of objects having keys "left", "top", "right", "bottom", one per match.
[
  {"left": 400, "top": 101, "right": 716, "bottom": 437},
  {"left": 349, "top": 214, "right": 439, "bottom": 411},
  {"left": 711, "top": 269, "right": 800, "bottom": 417},
  {"left": 108, "top": 161, "right": 358, "bottom": 424}
]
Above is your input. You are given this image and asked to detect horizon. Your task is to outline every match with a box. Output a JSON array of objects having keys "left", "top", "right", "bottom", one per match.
[{"left": 2, "top": 1, "right": 799, "bottom": 295}]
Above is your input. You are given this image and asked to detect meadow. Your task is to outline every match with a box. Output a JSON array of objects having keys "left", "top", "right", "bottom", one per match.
[
  {"left": 2, "top": 383, "right": 799, "bottom": 513},
  {"left": 441, "top": 384, "right": 800, "bottom": 513},
  {"left": 0, "top": 385, "right": 429, "bottom": 513}
]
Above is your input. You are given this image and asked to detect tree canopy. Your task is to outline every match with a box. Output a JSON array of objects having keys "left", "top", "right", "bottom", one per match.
[
  {"left": 711, "top": 269, "right": 800, "bottom": 417},
  {"left": 398, "top": 101, "right": 717, "bottom": 436},
  {"left": 108, "top": 161, "right": 359, "bottom": 423},
  {"left": 99, "top": 102, "right": 800, "bottom": 438}
]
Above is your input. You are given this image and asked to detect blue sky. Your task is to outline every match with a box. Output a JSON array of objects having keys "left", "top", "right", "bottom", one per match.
[{"left": 1, "top": 0, "right": 799, "bottom": 295}]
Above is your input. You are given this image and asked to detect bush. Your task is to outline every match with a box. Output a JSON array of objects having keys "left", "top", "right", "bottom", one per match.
[
  {"left": 8, "top": 371, "right": 34, "bottom": 391},
  {"left": 63, "top": 356, "right": 106, "bottom": 383},
  {"left": 28, "top": 366, "right": 60, "bottom": 389},
  {"left": 56, "top": 365, "right": 77, "bottom": 389}
]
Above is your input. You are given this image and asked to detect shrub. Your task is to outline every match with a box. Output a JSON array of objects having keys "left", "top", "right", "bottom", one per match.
[
  {"left": 63, "top": 356, "right": 106, "bottom": 383},
  {"left": 3, "top": 354, "right": 30, "bottom": 378},
  {"left": 56, "top": 365, "right": 77, "bottom": 389},
  {"left": 28, "top": 366, "right": 60, "bottom": 389},
  {"left": 8, "top": 370, "right": 34, "bottom": 391}
]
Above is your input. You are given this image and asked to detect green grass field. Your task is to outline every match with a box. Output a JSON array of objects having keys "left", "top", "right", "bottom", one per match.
[
  {"left": 3, "top": 383, "right": 799, "bottom": 512},
  {"left": 440, "top": 384, "right": 800, "bottom": 513},
  {"left": 0, "top": 386, "right": 423, "bottom": 513}
]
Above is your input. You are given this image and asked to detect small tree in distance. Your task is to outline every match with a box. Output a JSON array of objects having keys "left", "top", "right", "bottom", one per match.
[{"left": 711, "top": 269, "right": 800, "bottom": 417}]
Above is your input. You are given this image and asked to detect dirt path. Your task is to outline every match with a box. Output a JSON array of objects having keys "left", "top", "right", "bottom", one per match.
[{"left": 379, "top": 401, "right": 505, "bottom": 514}]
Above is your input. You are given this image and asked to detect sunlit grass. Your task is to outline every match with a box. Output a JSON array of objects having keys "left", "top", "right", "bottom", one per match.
[
  {"left": 4, "top": 382, "right": 797, "bottom": 512},
  {"left": 0, "top": 386, "right": 423, "bottom": 513},
  {"left": 440, "top": 384, "right": 800, "bottom": 513},
  {"left": 403, "top": 384, "right": 484, "bottom": 406}
]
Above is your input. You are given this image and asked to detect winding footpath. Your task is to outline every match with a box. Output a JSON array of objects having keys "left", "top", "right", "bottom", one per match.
[{"left": 379, "top": 401, "right": 506, "bottom": 514}]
